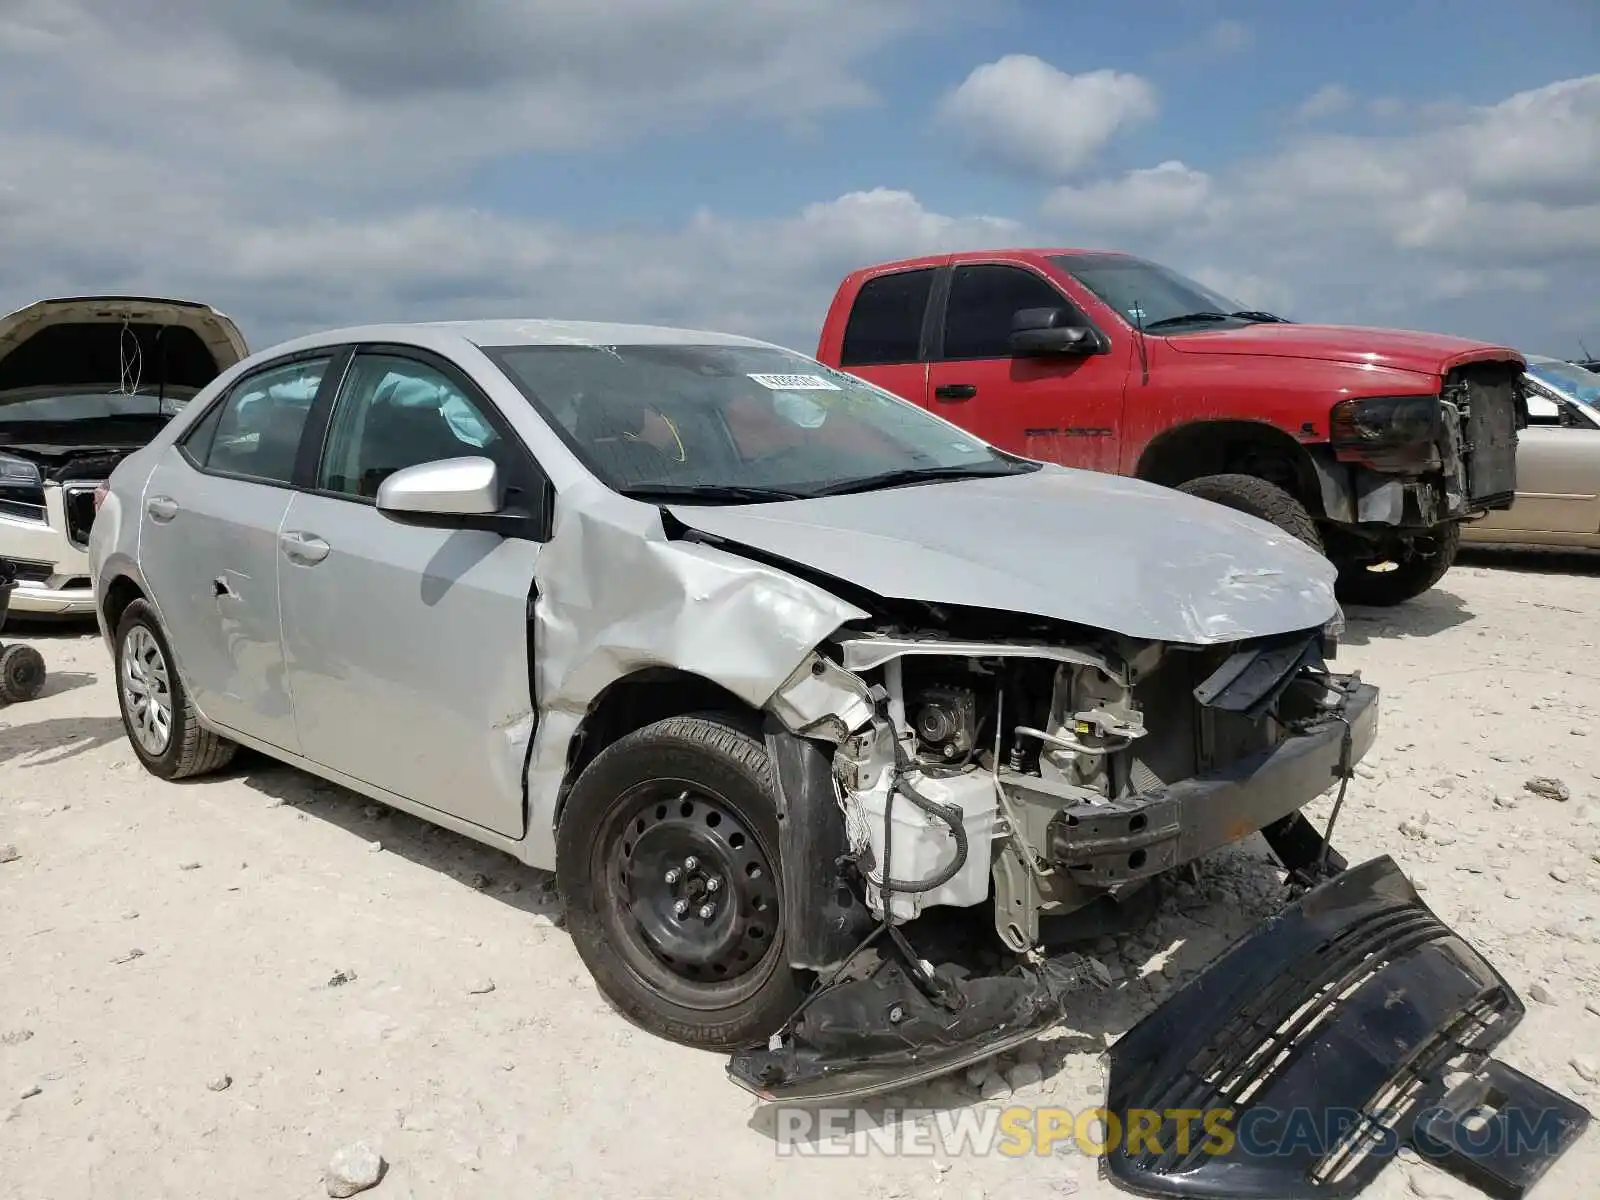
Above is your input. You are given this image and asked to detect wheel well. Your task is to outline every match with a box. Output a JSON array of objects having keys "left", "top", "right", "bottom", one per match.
[
  {"left": 102, "top": 575, "right": 145, "bottom": 634},
  {"left": 559, "top": 668, "right": 761, "bottom": 799},
  {"left": 1135, "top": 420, "right": 1322, "bottom": 513}
]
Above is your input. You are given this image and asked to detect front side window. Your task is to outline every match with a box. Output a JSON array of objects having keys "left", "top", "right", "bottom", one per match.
[
  {"left": 196, "top": 356, "right": 330, "bottom": 484},
  {"left": 486, "top": 342, "right": 1037, "bottom": 501},
  {"left": 317, "top": 354, "right": 504, "bottom": 499},
  {"left": 840, "top": 269, "right": 935, "bottom": 366},
  {"left": 1052, "top": 253, "right": 1278, "bottom": 333},
  {"left": 940, "top": 264, "right": 1076, "bottom": 360}
]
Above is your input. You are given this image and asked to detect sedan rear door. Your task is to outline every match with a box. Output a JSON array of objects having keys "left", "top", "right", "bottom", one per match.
[{"left": 136, "top": 350, "right": 341, "bottom": 751}]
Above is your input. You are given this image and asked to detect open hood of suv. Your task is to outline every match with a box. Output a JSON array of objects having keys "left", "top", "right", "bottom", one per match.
[
  {"left": 1163, "top": 322, "right": 1523, "bottom": 378},
  {"left": 668, "top": 466, "right": 1338, "bottom": 646},
  {"left": 0, "top": 296, "right": 248, "bottom": 404}
]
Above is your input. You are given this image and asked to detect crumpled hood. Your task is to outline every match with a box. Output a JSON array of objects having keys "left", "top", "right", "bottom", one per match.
[
  {"left": 1163, "top": 322, "right": 1522, "bottom": 377},
  {"left": 668, "top": 467, "right": 1338, "bottom": 646}
]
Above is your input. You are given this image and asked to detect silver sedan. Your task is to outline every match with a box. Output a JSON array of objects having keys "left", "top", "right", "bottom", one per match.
[{"left": 88, "top": 319, "right": 1367, "bottom": 1096}]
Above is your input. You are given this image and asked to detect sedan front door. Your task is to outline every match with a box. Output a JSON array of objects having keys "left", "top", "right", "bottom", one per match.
[
  {"left": 136, "top": 351, "right": 339, "bottom": 750},
  {"left": 276, "top": 347, "right": 547, "bottom": 838}
]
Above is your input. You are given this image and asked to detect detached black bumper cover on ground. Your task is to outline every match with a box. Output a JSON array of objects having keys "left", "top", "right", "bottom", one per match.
[{"left": 1102, "top": 855, "right": 1590, "bottom": 1199}]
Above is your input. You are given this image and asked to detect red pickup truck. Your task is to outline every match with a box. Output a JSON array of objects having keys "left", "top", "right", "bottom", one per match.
[{"left": 815, "top": 250, "right": 1526, "bottom": 606}]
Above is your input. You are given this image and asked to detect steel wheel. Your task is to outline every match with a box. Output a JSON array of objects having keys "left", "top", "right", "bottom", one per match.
[
  {"left": 595, "top": 779, "right": 783, "bottom": 1010},
  {"left": 120, "top": 624, "right": 173, "bottom": 755}
]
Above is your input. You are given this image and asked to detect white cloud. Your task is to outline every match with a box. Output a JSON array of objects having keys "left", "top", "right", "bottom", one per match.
[
  {"left": 1033, "top": 74, "right": 1600, "bottom": 343},
  {"left": 1042, "top": 161, "right": 1213, "bottom": 230},
  {"left": 1294, "top": 84, "right": 1355, "bottom": 122},
  {"left": 0, "top": 4, "right": 1595, "bottom": 364},
  {"left": 936, "top": 55, "right": 1158, "bottom": 179},
  {"left": 0, "top": 0, "right": 953, "bottom": 180}
]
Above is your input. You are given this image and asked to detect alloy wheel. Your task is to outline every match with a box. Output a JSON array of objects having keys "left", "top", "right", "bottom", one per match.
[{"left": 121, "top": 625, "right": 173, "bottom": 756}]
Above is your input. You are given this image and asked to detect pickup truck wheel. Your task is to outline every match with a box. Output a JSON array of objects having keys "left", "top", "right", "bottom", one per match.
[
  {"left": 1175, "top": 473, "right": 1323, "bottom": 551},
  {"left": 556, "top": 714, "right": 807, "bottom": 1051},
  {"left": 114, "top": 600, "right": 238, "bottom": 780},
  {"left": 1335, "top": 522, "right": 1462, "bottom": 607}
]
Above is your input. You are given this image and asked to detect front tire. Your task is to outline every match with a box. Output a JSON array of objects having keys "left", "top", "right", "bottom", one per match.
[
  {"left": 1175, "top": 473, "right": 1323, "bottom": 551},
  {"left": 1335, "top": 522, "right": 1461, "bottom": 607},
  {"left": 114, "top": 600, "right": 237, "bottom": 780},
  {"left": 556, "top": 714, "right": 807, "bottom": 1051}
]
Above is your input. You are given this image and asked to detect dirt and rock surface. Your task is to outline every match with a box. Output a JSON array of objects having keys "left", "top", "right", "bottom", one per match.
[{"left": 3, "top": 546, "right": 1599, "bottom": 1199}]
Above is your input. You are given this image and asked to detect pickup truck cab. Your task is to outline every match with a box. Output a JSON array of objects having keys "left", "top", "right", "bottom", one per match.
[{"left": 817, "top": 250, "right": 1528, "bottom": 605}]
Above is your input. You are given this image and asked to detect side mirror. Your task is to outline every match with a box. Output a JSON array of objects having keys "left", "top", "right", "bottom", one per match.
[
  {"left": 376, "top": 456, "right": 502, "bottom": 519},
  {"left": 1007, "top": 307, "right": 1098, "bottom": 357}
]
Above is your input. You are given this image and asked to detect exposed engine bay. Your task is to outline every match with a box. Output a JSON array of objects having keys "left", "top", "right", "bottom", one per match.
[
  {"left": 732, "top": 619, "right": 1589, "bottom": 1198},
  {"left": 778, "top": 614, "right": 1367, "bottom": 956}
]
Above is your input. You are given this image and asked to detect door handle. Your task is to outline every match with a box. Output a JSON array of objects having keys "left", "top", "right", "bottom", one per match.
[
  {"left": 934, "top": 384, "right": 977, "bottom": 401},
  {"left": 279, "top": 531, "right": 331, "bottom": 565},
  {"left": 146, "top": 495, "right": 178, "bottom": 522}
]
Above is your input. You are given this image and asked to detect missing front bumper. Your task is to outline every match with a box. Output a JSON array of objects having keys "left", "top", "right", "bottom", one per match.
[
  {"left": 1101, "top": 855, "right": 1590, "bottom": 1198},
  {"left": 1034, "top": 681, "right": 1379, "bottom": 888}
]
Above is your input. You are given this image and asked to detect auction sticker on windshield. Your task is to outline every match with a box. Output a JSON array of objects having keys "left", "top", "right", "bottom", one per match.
[{"left": 747, "top": 374, "right": 841, "bottom": 391}]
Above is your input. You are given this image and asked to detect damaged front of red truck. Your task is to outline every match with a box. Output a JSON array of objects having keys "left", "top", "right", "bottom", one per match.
[{"left": 816, "top": 249, "right": 1526, "bottom": 607}]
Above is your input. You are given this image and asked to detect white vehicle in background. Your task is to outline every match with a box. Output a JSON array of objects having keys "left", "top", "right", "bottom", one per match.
[{"left": 0, "top": 296, "right": 247, "bottom": 616}]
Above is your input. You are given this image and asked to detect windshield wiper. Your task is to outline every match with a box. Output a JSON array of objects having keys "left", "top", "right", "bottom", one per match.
[
  {"left": 616, "top": 482, "right": 808, "bottom": 504},
  {"left": 1143, "top": 310, "right": 1290, "bottom": 331},
  {"left": 806, "top": 462, "right": 1038, "bottom": 498},
  {"left": 1141, "top": 311, "right": 1234, "bottom": 331}
]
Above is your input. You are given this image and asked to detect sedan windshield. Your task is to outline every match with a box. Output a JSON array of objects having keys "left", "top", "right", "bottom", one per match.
[
  {"left": 485, "top": 343, "right": 1037, "bottom": 500},
  {"left": 1528, "top": 360, "right": 1600, "bottom": 406},
  {"left": 1051, "top": 253, "right": 1283, "bottom": 333}
]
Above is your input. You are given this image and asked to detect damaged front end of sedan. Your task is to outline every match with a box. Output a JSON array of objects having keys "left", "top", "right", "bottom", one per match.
[
  {"left": 726, "top": 606, "right": 1587, "bottom": 1197},
  {"left": 528, "top": 464, "right": 1585, "bottom": 1198},
  {"left": 731, "top": 605, "right": 1375, "bottom": 1104}
]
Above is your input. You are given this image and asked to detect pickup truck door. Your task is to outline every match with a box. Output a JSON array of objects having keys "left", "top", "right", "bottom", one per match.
[
  {"left": 923, "top": 261, "right": 1131, "bottom": 473},
  {"left": 1471, "top": 393, "right": 1600, "bottom": 536},
  {"left": 828, "top": 265, "right": 938, "bottom": 407}
]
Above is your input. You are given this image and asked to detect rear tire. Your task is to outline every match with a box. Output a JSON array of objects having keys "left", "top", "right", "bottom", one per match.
[
  {"left": 0, "top": 644, "right": 46, "bottom": 703},
  {"left": 1335, "top": 522, "right": 1461, "bottom": 607},
  {"left": 114, "top": 600, "right": 237, "bottom": 780},
  {"left": 1175, "top": 473, "right": 1323, "bottom": 551},
  {"left": 556, "top": 714, "right": 807, "bottom": 1051}
]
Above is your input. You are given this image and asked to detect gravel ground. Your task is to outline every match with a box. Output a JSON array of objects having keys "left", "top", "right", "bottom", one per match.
[{"left": 3, "top": 545, "right": 1599, "bottom": 1199}]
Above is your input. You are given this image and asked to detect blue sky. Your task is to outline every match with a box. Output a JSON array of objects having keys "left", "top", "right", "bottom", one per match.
[
  {"left": 492, "top": 1, "right": 1600, "bottom": 229},
  {"left": 2, "top": 1, "right": 1598, "bottom": 357}
]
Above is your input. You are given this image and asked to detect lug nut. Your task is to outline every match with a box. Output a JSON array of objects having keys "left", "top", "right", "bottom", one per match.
[
  {"left": 664, "top": 867, "right": 682, "bottom": 884},
  {"left": 705, "top": 877, "right": 720, "bottom": 893},
  {"left": 683, "top": 856, "right": 699, "bottom": 871},
  {"left": 673, "top": 899, "right": 689, "bottom": 917},
  {"left": 698, "top": 903, "right": 716, "bottom": 919}
]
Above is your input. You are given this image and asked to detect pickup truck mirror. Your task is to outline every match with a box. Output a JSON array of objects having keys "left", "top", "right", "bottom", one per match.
[{"left": 1008, "top": 308, "right": 1097, "bottom": 357}]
